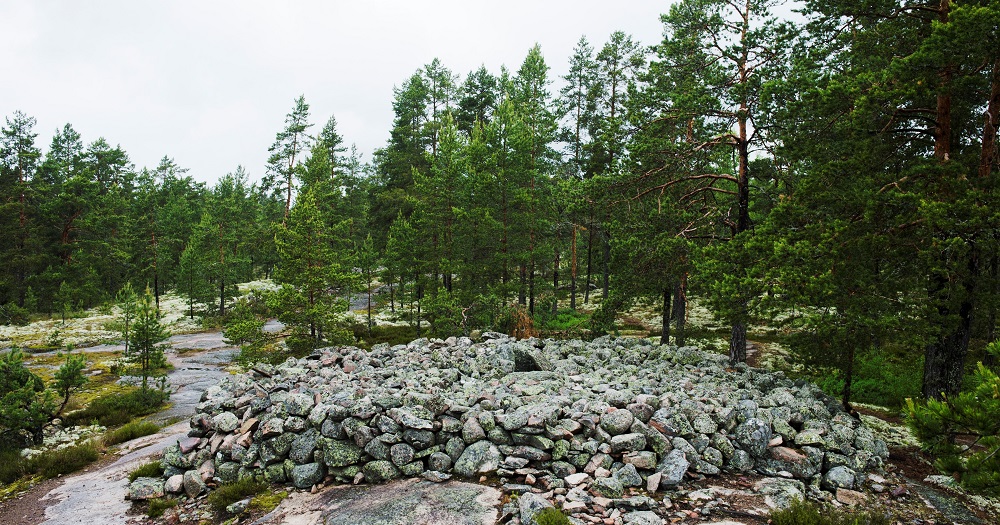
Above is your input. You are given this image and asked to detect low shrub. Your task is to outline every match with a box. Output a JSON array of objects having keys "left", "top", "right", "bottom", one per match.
[
  {"left": 147, "top": 497, "right": 177, "bottom": 518},
  {"left": 812, "top": 350, "right": 922, "bottom": 408},
  {"left": 207, "top": 478, "right": 268, "bottom": 513},
  {"left": 128, "top": 460, "right": 163, "bottom": 482},
  {"left": 105, "top": 420, "right": 159, "bottom": 446},
  {"left": 0, "top": 447, "right": 30, "bottom": 484},
  {"left": 535, "top": 506, "right": 571, "bottom": 525},
  {"left": 770, "top": 498, "right": 891, "bottom": 525},
  {"left": 63, "top": 388, "right": 169, "bottom": 427},
  {"left": 28, "top": 441, "right": 100, "bottom": 478}
]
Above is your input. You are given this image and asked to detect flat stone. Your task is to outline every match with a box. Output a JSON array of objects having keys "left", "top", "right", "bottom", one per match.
[
  {"left": 311, "top": 478, "right": 500, "bottom": 525},
  {"left": 836, "top": 487, "right": 867, "bottom": 506},
  {"left": 565, "top": 472, "right": 591, "bottom": 486}
]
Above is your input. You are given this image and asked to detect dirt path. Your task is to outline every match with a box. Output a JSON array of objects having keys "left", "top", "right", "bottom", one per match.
[{"left": 0, "top": 331, "right": 241, "bottom": 525}]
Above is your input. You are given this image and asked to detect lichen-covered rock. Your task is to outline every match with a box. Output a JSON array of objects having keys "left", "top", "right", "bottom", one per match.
[
  {"left": 129, "top": 477, "right": 165, "bottom": 500},
  {"left": 143, "top": 335, "right": 889, "bottom": 505},
  {"left": 454, "top": 440, "right": 502, "bottom": 478},
  {"left": 213, "top": 412, "right": 239, "bottom": 433},
  {"left": 291, "top": 462, "right": 324, "bottom": 489},
  {"left": 592, "top": 476, "right": 625, "bottom": 498},
  {"left": 324, "top": 440, "right": 363, "bottom": 467},
  {"left": 601, "top": 409, "right": 635, "bottom": 436},
  {"left": 657, "top": 449, "right": 689, "bottom": 487},
  {"left": 183, "top": 469, "right": 206, "bottom": 498},
  {"left": 734, "top": 418, "right": 772, "bottom": 458},
  {"left": 363, "top": 460, "right": 400, "bottom": 483}
]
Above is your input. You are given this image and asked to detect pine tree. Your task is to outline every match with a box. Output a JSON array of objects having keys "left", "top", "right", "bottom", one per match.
[
  {"left": 265, "top": 95, "right": 313, "bottom": 222},
  {"left": 125, "top": 288, "right": 169, "bottom": 391}
]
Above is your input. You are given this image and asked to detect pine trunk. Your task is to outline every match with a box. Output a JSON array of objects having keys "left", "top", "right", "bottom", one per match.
[
  {"left": 660, "top": 287, "right": 671, "bottom": 345},
  {"left": 729, "top": 321, "right": 747, "bottom": 365}
]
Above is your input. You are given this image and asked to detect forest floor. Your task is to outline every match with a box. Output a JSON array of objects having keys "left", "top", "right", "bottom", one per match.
[{"left": 2, "top": 283, "right": 998, "bottom": 524}]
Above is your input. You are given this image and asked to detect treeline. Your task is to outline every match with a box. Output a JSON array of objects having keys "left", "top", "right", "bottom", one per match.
[{"left": 2, "top": 0, "right": 999, "bottom": 402}]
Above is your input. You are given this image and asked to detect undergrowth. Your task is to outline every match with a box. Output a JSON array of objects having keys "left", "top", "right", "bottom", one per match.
[
  {"left": 28, "top": 440, "right": 101, "bottom": 478},
  {"left": 128, "top": 460, "right": 163, "bottom": 482},
  {"left": 147, "top": 497, "right": 177, "bottom": 518},
  {"left": 63, "top": 388, "right": 169, "bottom": 427},
  {"left": 104, "top": 420, "right": 159, "bottom": 446},
  {"left": 770, "top": 498, "right": 892, "bottom": 525},
  {"left": 207, "top": 478, "right": 268, "bottom": 513}
]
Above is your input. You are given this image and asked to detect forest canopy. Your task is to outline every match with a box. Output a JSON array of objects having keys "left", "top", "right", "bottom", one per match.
[{"left": 2, "top": 0, "right": 998, "bottom": 406}]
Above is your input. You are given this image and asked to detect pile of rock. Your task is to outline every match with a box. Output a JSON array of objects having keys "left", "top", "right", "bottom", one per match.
[{"left": 128, "top": 334, "right": 888, "bottom": 511}]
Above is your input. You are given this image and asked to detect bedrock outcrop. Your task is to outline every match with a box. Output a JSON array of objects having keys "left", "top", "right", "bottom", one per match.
[{"left": 131, "top": 334, "right": 888, "bottom": 503}]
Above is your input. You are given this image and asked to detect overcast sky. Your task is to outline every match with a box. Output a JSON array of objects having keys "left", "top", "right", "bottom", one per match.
[{"left": 2, "top": 1, "right": 674, "bottom": 185}]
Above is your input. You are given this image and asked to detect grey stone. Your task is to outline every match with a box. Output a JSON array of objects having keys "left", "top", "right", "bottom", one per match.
[
  {"left": 623, "top": 451, "right": 658, "bottom": 470},
  {"left": 823, "top": 466, "right": 857, "bottom": 491},
  {"left": 610, "top": 433, "right": 647, "bottom": 453},
  {"left": 213, "top": 412, "right": 240, "bottom": 433},
  {"left": 291, "top": 462, "right": 324, "bottom": 489},
  {"left": 601, "top": 409, "right": 635, "bottom": 435},
  {"left": 614, "top": 463, "right": 643, "bottom": 487},
  {"left": 183, "top": 469, "right": 206, "bottom": 498},
  {"left": 128, "top": 477, "right": 165, "bottom": 500},
  {"left": 657, "top": 449, "right": 689, "bottom": 487},
  {"left": 623, "top": 510, "right": 663, "bottom": 525},
  {"left": 164, "top": 474, "right": 184, "bottom": 494},
  {"left": 428, "top": 452, "right": 452, "bottom": 472},
  {"left": 289, "top": 428, "right": 320, "bottom": 464},
  {"left": 755, "top": 477, "right": 806, "bottom": 510},
  {"left": 592, "top": 476, "right": 625, "bottom": 498},
  {"left": 518, "top": 491, "right": 553, "bottom": 525},
  {"left": 390, "top": 443, "right": 416, "bottom": 466},
  {"left": 454, "top": 440, "right": 502, "bottom": 478}
]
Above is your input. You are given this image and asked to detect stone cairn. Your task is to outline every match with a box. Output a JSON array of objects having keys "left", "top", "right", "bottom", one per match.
[{"left": 129, "top": 334, "right": 888, "bottom": 511}]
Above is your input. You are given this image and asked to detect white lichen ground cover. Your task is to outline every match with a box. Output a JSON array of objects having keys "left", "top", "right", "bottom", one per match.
[{"left": 0, "top": 291, "right": 208, "bottom": 349}]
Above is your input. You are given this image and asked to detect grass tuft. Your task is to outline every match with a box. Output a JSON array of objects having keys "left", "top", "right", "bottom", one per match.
[
  {"left": 28, "top": 441, "right": 101, "bottom": 478},
  {"left": 104, "top": 420, "right": 159, "bottom": 446},
  {"left": 770, "top": 498, "right": 892, "bottom": 525},
  {"left": 535, "top": 506, "right": 571, "bottom": 525},
  {"left": 207, "top": 478, "right": 268, "bottom": 513},
  {"left": 63, "top": 388, "right": 169, "bottom": 427},
  {"left": 147, "top": 497, "right": 177, "bottom": 518},
  {"left": 128, "top": 460, "right": 163, "bottom": 482}
]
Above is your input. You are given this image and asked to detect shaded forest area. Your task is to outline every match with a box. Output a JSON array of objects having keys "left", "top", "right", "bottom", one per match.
[{"left": 2, "top": 0, "right": 999, "bottom": 408}]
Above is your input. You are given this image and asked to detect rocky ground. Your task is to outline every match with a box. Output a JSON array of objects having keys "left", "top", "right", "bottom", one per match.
[
  {"left": 2, "top": 298, "right": 998, "bottom": 525},
  {"left": 128, "top": 335, "right": 999, "bottom": 525}
]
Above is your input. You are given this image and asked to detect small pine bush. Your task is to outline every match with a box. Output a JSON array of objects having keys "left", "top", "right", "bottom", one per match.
[
  {"left": 907, "top": 345, "right": 1000, "bottom": 495},
  {"left": 0, "top": 447, "right": 30, "bottom": 484},
  {"left": 64, "top": 388, "right": 169, "bottom": 427}
]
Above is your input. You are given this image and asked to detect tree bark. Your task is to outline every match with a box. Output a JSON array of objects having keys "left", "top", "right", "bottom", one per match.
[
  {"left": 570, "top": 226, "right": 578, "bottom": 310},
  {"left": 673, "top": 276, "right": 687, "bottom": 347},
  {"left": 660, "top": 286, "right": 671, "bottom": 345},
  {"left": 729, "top": 321, "right": 747, "bottom": 365}
]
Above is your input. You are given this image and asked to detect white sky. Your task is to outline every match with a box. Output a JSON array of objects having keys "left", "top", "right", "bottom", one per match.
[{"left": 1, "top": 1, "right": 673, "bottom": 185}]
